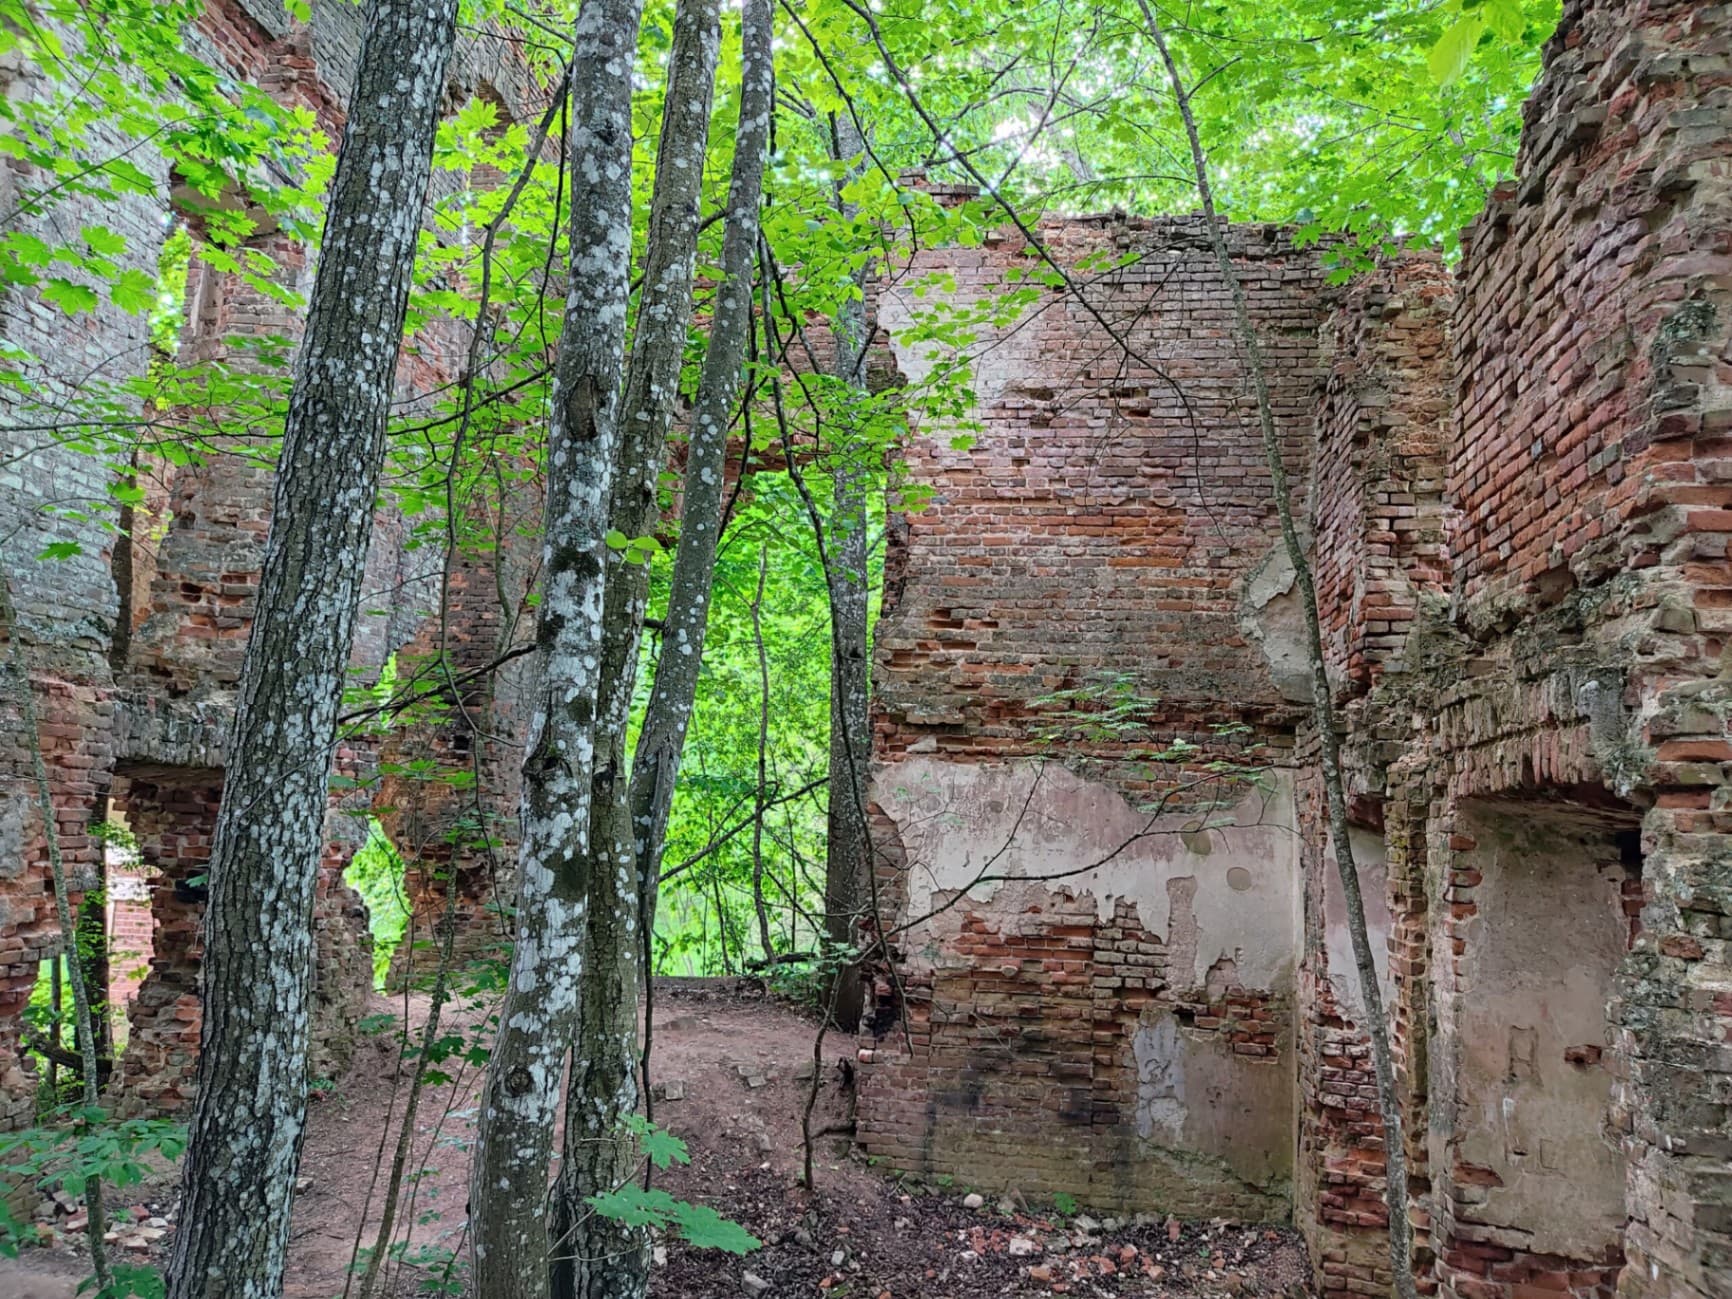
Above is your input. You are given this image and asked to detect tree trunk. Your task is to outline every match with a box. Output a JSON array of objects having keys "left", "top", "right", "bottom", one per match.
[
  {"left": 467, "top": 0, "right": 643, "bottom": 1294},
  {"left": 550, "top": 2, "right": 720, "bottom": 1294},
  {"left": 821, "top": 112, "right": 872, "bottom": 1033},
  {"left": 163, "top": 3, "right": 459, "bottom": 1296},
  {"left": 626, "top": 0, "right": 774, "bottom": 950},
  {"left": 1140, "top": 10, "right": 1418, "bottom": 1297},
  {"left": 750, "top": 545, "right": 774, "bottom": 960}
]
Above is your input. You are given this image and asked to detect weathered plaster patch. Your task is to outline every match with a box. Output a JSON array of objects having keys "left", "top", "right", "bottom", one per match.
[
  {"left": 1321, "top": 826, "right": 1393, "bottom": 1023},
  {"left": 873, "top": 756, "right": 1300, "bottom": 990},
  {"left": 1240, "top": 544, "right": 1312, "bottom": 705},
  {"left": 1438, "top": 802, "right": 1632, "bottom": 1262}
]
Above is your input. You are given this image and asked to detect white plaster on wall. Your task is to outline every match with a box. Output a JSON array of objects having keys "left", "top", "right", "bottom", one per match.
[
  {"left": 1321, "top": 825, "right": 1394, "bottom": 1022},
  {"left": 873, "top": 756, "right": 1300, "bottom": 990}
]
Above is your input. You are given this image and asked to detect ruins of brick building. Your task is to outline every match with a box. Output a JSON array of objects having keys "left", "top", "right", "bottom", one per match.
[
  {"left": 855, "top": 4, "right": 1732, "bottom": 1299},
  {"left": 0, "top": 0, "right": 539, "bottom": 1120},
  {"left": 0, "top": 1, "right": 1728, "bottom": 1298}
]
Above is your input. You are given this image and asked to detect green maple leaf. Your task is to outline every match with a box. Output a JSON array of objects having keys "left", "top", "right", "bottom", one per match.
[{"left": 42, "top": 278, "right": 98, "bottom": 314}]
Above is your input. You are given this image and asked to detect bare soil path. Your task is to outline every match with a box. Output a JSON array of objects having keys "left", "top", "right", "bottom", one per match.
[{"left": 2, "top": 981, "right": 1311, "bottom": 1298}]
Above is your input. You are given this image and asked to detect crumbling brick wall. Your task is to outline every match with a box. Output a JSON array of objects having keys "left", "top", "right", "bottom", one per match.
[
  {"left": 874, "top": 215, "right": 1325, "bottom": 773},
  {"left": 864, "top": 7, "right": 1731, "bottom": 1298},
  {"left": 0, "top": 1, "right": 542, "bottom": 1121},
  {"left": 1294, "top": 257, "right": 1454, "bottom": 1298},
  {"left": 859, "top": 217, "right": 1329, "bottom": 1217},
  {"left": 1289, "top": 5, "right": 1732, "bottom": 1299}
]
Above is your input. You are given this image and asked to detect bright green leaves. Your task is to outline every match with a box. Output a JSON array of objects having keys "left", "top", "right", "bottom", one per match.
[
  {"left": 623, "top": 1113, "right": 688, "bottom": 1169},
  {"left": 110, "top": 268, "right": 159, "bottom": 314},
  {"left": 587, "top": 1187, "right": 760, "bottom": 1254},
  {"left": 1430, "top": 0, "right": 1546, "bottom": 84},
  {"left": 1429, "top": 15, "right": 1484, "bottom": 85},
  {"left": 1484, "top": 0, "right": 1532, "bottom": 40},
  {"left": 41, "top": 278, "right": 99, "bottom": 314},
  {"left": 582, "top": 1118, "right": 759, "bottom": 1253},
  {"left": 81, "top": 226, "right": 127, "bottom": 258},
  {"left": 605, "top": 529, "right": 664, "bottom": 566}
]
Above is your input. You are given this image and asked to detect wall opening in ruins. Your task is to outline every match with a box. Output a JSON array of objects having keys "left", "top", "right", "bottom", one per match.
[
  {"left": 1442, "top": 797, "right": 1641, "bottom": 1283},
  {"left": 99, "top": 801, "right": 150, "bottom": 1045},
  {"left": 343, "top": 819, "right": 409, "bottom": 988},
  {"left": 108, "top": 768, "right": 222, "bottom": 1112}
]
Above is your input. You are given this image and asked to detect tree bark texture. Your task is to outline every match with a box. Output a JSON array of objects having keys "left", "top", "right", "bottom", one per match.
[
  {"left": 822, "top": 111, "right": 872, "bottom": 1033},
  {"left": 467, "top": 0, "right": 643, "bottom": 1294},
  {"left": 163, "top": 3, "right": 459, "bottom": 1296},
  {"left": 1139, "top": 9, "right": 1417, "bottom": 1296},
  {"left": 550, "top": 1, "right": 720, "bottom": 1294}
]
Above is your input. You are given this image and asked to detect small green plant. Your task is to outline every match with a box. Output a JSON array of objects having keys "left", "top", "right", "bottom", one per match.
[
  {"left": 79, "top": 1262, "right": 164, "bottom": 1299},
  {"left": 585, "top": 1117, "right": 759, "bottom": 1254},
  {"left": 1053, "top": 1191, "right": 1078, "bottom": 1218},
  {"left": 0, "top": 1109, "right": 185, "bottom": 1298}
]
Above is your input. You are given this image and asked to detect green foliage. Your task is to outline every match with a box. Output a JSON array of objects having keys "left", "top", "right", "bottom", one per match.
[
  {"left": 587, "top": 1186, "right": 760, "bottom": 1255},
  {"left": 584, "top": 1117, "right": 760, "bottom": 1253},
  {"left": 0, "top": 1109, "right": 185, "bottom": 1257},
  {"left": 343, "top": 820, "right": 411, "bottom": 988},
  {"left": 623, "top": 1114, "right": 689, "bottom": 1171}
]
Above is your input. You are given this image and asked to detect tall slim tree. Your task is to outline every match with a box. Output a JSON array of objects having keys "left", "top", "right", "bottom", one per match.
[
  {"left": 1141, "top": 6, "right": 1418, "bottom": 1296},
  {"left": 821, "top": 111, "right": 873, "bottom": 1032},
  {"left": 551, "top": 0, "right": 721, "bottom": 1292},
  {"left": 467, "top": 0, "right": 644, "bottom": 1293},
  {"left": 163, "top": 3, "right": 459, "bottom": 1295},
  {"left": 629, "top": 0, "right": 774, "bottom": 951}
]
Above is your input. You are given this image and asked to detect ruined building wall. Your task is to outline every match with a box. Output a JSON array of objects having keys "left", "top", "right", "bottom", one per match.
[
  {"left": 0, "top": 0, "right": 541, "bottom": 1120},
  {"left": 858, "top": 218, "right": 1328, "bottom": 1216},
  {"left": 1293, "top": 256, "right": 1452, "bottom": 1299},
  {"left": 1432, "top": 4, "right": 1730, "bottom": 1296},
  {"left": 861, "top": 6, "right": 1732, "bottom": 1298},
  {"left": 1291, "top": 3, "right": 1732, "bottom": 1298}
]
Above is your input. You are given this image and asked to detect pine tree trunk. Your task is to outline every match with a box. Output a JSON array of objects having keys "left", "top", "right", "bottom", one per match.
[
  {"left": 822, "top": 113, "right": 872, "bottom": 1032},
  {"left": 162, "top": 3, "right": 458, "bottom": 1296},
  {"left": 549, "top": 2, "right": 720, "bottom": 1293},
  {"left": 1140, "top": 10, "right": 1418, "bottom": 1297},
  {"left": 467, "top": 1, "right": 643, "bottom": 1294}
]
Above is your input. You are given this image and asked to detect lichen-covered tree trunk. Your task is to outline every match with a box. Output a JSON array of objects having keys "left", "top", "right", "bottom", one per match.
[
  {"left": 549, "top": 1, "right": 720, "bottom": 1294},
  {"left": 1140, "top": 9, "right": 1418, "bottom": 1298},
  {"left": 467, "top": 1, "right": 643, "bottom": 1294},
  {"left": 629, "top": 0, "right": 774, "bottom": 942},
  {"left": 162, "top": 4, "right": 459, "bottom": 1296},
  {"left": 822, "top": 112, "right": 873, "bottom": 1033}
]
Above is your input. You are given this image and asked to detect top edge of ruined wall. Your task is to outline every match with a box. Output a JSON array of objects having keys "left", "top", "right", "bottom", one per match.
[{"left": 1449, "top": 0, "right": 1732, "bottom": 624}]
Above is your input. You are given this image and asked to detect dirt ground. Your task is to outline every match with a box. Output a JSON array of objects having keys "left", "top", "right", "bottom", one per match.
[{"left": 1, "top": 981, "right": 1312, "bottom": 1298}]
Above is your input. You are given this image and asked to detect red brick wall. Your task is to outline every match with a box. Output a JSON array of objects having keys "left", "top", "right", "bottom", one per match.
[
  {"left": 106, "top": 866, "right": 153, "bottom": 1016},
  {"left": 859, "top": 216, "right": 1326, "bottom": 1216},
  {"left": 1449, "top": 0, "right": 1732, "bottom": 627},
  {"left": 1312, "top": 258, "right": 1453, "bottom": 692},
  {"left": 874, "top": 215, "right": 1327, "bottom": 785},
  {"left": 116, "top": 773, "right": 219, "bottom": 1113},
  {"left": 858, "top": 891, "right": 1292, "bottom": 1219}
]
